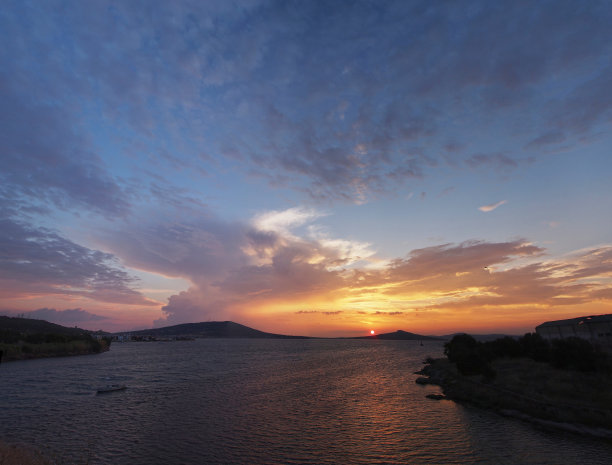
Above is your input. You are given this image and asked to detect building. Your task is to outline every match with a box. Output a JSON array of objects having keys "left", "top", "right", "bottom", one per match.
[{"left": 536, "top": 314, "right": 612, "bottom": 348}]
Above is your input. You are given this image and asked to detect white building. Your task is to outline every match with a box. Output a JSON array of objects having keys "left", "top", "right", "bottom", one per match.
[{"left": 536, "top": 314, "right": 612, "bottom": 348}]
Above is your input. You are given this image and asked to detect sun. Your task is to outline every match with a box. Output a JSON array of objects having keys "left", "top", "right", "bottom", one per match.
[{"left": 370, "top": 330, "right": 375, "bottom": 335}]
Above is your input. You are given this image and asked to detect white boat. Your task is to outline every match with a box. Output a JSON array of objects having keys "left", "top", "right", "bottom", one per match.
[{"left": 96, "top": 384, "right": 127, "bottom": 394}]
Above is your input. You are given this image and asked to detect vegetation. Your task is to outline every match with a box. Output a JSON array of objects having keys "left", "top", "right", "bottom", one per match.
[
  {"left": 0, "top": 316, "right": 111, "bottom": 362},
  {"left": 418, "top": 333, "right": 612, "bottom": 434},
  {"left": 444, "top": 333, "right": 612, "bottom": 378}
]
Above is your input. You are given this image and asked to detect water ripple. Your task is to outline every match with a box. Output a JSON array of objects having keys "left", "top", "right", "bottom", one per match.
[{"left": 1, "top": 339, "right": 611, "bottom": 464}]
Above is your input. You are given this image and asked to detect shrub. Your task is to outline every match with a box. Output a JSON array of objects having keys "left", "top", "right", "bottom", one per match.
[
  {"left": 483, "top": 336, "right": 523, "bottom": 360},
  {"left": 444, "top": 334, "right": 478, "bottom": 363},
  {"left": 551, "top": 337, "right": 601, "bottom": 372},
  {"left": 445, "top": 334, "right": 495, "bottom": 377},
  {"left": 519, "top": 332, "right": 551, "bottom": 362}
]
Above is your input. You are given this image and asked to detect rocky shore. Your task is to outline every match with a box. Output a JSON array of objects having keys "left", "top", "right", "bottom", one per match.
[{"left": 416, "top": 357, "right": 612, "bottom": 439}]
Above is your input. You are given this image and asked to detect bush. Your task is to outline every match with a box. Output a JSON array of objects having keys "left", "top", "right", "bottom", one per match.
[
  {"left": 444, "top": 334, "right": 478, "bottom": 363},
  {"left": 445, "top": 331, "right": 611, "bottom": 375},
  {"left": 483, "top": 336, "right": 523, "bottom": 360},
  {"left": 445, "top": 334, "right": 495, "bottom": 377},
  {"left": 519, "top": 332, "right": 551, "bottom": 362},
  {"left": 0, "top": 329, "right": 20, "bottom": 344},
  {"left": 550, "top": 337, "right": 605, "bottom": 372}
]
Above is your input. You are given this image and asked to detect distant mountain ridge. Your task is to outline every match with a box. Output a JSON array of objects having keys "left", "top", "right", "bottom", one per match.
[
  {"left": 356, "top": 330, "right": 444, "bottom": 341},
  {"left": 3, "top": 317, "right": 511, "bottom": 341},
  {"left": 125, "top": 321, "right": 451, "bottom": 340},
  {"left": 125, "top": 321, "right": 309, "bottom": 339}
]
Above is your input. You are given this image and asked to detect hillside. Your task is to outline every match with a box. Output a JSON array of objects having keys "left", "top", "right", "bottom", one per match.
[
  {"left": 126, "top": 321, "right": 309, "bottom": 339},
  {"left": 0, "top": 316, "right": 92, "bottom": 336},
  {"left": 0, "top": 316, "right": 110, "bottom": 362}
]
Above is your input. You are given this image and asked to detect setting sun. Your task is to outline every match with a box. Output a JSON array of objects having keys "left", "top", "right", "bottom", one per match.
[{"left": 370, "top": 330, "right": 375, "bottom": 335}]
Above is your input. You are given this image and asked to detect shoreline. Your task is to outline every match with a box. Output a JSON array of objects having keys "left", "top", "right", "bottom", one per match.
[
  {"left": 0, "top": 340, "right": 110, "bottom": 363},
  {"left": 416, "top": 357, "right": 612, "bottom": 440}
]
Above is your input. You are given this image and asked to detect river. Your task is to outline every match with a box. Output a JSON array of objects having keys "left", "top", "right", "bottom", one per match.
[{"left": 1, "top": 339, "right": 611, "bottom": 464}]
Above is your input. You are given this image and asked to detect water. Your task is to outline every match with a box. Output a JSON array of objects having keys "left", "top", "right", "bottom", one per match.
[{"left": 1, "top": 339, "right": 611, "bottom": 464}]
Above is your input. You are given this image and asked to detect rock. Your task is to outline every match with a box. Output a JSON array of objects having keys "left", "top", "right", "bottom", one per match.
[
  {"left": 426, "top": 394, "right": 447, "bottom": 400},
  {"left": 415, "top": 376, "right": 433, "bottom": 385}
]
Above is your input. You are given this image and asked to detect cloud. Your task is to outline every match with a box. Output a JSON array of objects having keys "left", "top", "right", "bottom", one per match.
[
  {"left": 253, "top": 207, "right": 324, "bottom": 235},
  {"left": 466, "top": 153, "right": 518, "bottom": 170},
  {"left": 0, "top": 77, "right": 131, "bottom": 218},
  {"left": 2, "top": 1, "right": 611, "bottom": 332},
  {"left": 2, "top": 0, "right": 609, "bottom": 206},
  {"left": 479, "top": 200, "right": 507, "bottom": 212},
  {"left": 295, "top": 310, "right": 343, "bottom": 316},
  {"left": 98, "top": 206, "right": 362, "bottom": 324},
  {"left": 0, "top": 216, "right": 154, "bottom": 306},
  {"left": 89, "top": 196, "right": 612, "bottom": 329},
  {"left": 524, "top": 131, "right": 566, "bottom": 149},
  {"left": 17, "top": 308, "right": 108, "bottom": 324},
  {"left": 417, "top": 246, "right": 612, "bottom": 313},
  {"left": 385, "top": 240, "right": 543, "bottom": 283},
  {"left": 548, "top": 64, "right": 612, "bottom": 136}
]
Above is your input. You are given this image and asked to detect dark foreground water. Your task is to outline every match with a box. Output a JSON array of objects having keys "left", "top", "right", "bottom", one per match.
[{"left": 1, "top": 339, "right": 611, "bottom": 464}]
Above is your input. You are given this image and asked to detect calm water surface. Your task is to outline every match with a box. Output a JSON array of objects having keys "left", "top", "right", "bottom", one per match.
[{"left": 1, "top": 339, "right": 611, "bottom": 464}]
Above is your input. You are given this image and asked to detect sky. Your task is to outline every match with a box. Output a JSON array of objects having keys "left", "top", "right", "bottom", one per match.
[{"left": 1, "top": 0, "right": 611, "bottom": 337}]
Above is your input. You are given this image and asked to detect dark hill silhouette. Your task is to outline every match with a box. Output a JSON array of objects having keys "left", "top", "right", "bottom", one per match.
[
  {"left": 126, "top": 321, "right": 309, "bottom": 339},
  {"left": 0, "top": 316, "right": 110, "bottom": 362},
  {"left": 357, "top": 330, "right": 443, "bottom": 341},
  {"left": 441, "top": 333, "right": 517, "bottom": 342},
  {"left": 0, "top": 315, "right": 93, "bottom": 336}
]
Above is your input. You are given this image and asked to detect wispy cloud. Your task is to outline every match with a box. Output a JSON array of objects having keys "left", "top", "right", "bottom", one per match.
[
  {"left": 479, "top": 200, "right": 507, "bottom": 212},
  {"left": 253, "top": 207, "right": 324, "bottom": 235},
  {"left": 0, "top": 217, "right": 154, "bottom": 306},
  {"left": 295, "top": 310, "right": 343, "bottom": 316},
  {"left": 12, "top": 308, "right": 108, "bottom": 324},
  {"left": 1, "top": 1, "right": 611, "bottom": 333},
  {"left": 2, "top": 1, "right": 610, "bottom": 207},
  {"left": 82, "top": 197, "right": 612, "bottom": 332}
]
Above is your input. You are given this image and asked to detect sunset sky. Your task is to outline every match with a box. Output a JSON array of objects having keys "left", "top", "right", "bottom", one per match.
[{"left": 1, "top": 0, "right": 611, "bottom": 336}]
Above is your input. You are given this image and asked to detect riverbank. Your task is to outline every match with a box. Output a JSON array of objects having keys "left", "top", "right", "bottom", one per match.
[{"left": 416, "top": 357, "right": 612, "bottom": 438}]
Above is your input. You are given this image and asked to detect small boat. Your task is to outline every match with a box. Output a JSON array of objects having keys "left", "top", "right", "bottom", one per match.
[{"left": 96, "top": 384, "right": 127, "bottom": 394}]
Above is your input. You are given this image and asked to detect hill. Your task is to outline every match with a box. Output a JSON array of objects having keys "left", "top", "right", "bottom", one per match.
[
  {"left": 0, "top": 316, "right": 111, "bottom": 362},
  {"left": 356, "top": 330, "right": 443, "bottom": 341},
  {"left": 441, "top": 333, "right": 518, "bottom": 342},
  {"left": 0, "top": 315, "right": 93, "bottom": 336},
  {"left": 125, "top": 321, "right": 309, "bottom": 339}
]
